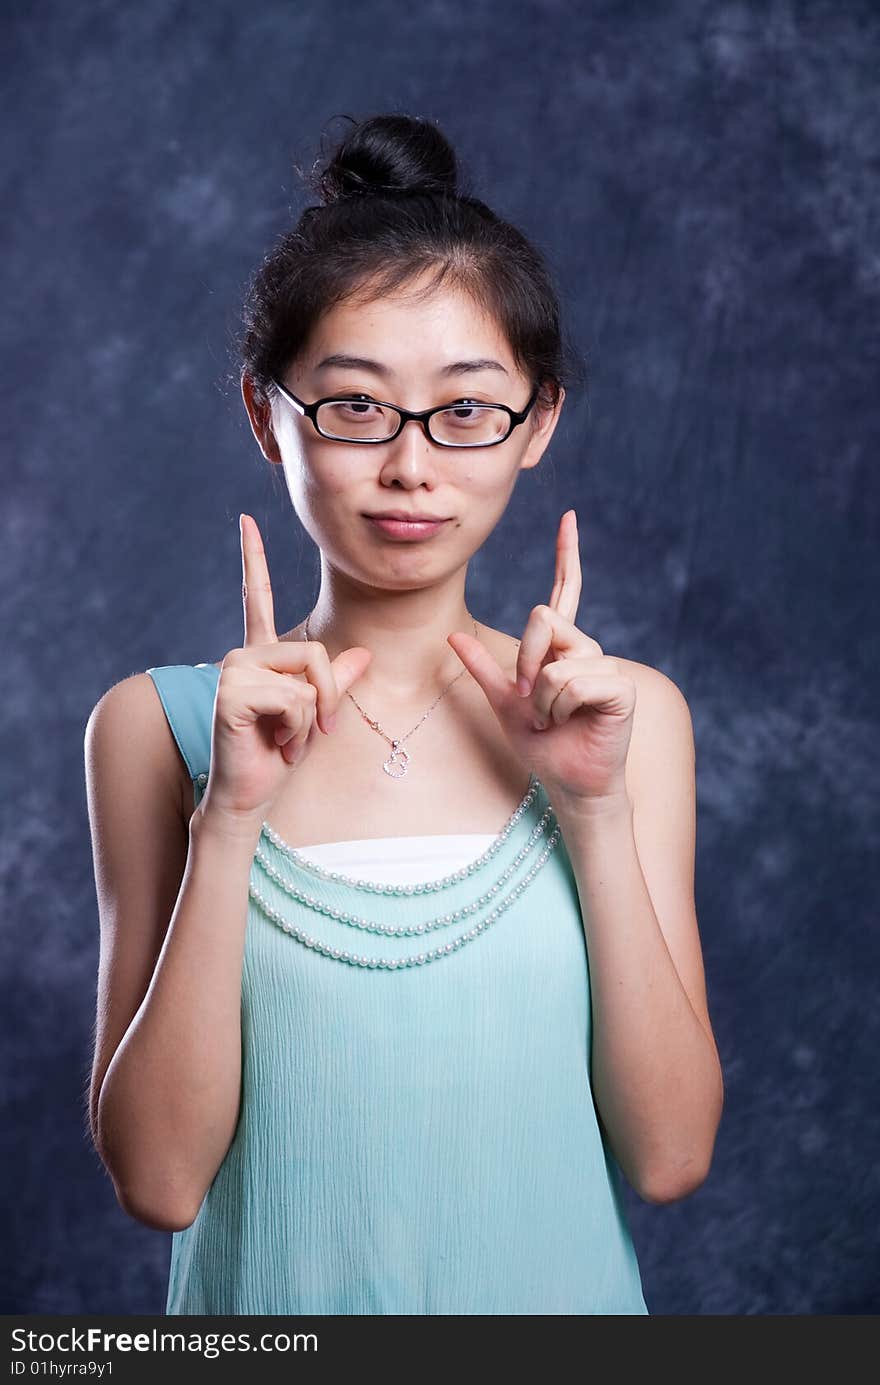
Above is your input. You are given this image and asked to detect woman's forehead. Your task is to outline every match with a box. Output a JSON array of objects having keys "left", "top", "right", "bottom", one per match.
[{"left": 305, "top": 284, "right": 516, "bottom": 376}]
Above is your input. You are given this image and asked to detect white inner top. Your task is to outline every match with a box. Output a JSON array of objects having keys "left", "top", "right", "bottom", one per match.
[{"left": 294, "top": 833, "right": 501, "bottom": 884}]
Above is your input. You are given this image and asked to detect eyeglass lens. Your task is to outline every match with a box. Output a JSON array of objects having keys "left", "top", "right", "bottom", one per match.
[{"left": 315, "top": 399, "right": 510, "bottom": 445}]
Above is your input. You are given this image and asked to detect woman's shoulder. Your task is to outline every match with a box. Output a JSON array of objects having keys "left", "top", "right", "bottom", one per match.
[
  {"left": 610, "top": 655, "right": 689, "bottom": 707},
  {"left": 609, "top": 655, "right": 694, "bottom": 808}
]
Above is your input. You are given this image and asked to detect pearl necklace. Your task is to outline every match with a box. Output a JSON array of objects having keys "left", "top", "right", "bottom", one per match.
[
  {"left": 248, "top": 824, "right": 562, "bottom": 970},
  {"left": 252, "top": 804, "right": 556, "bottom": 937}
]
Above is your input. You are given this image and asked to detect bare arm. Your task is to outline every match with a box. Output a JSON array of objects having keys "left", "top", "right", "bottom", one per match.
[
  {"left": 85, "top": 673, "right": 259, "bottom": 1231},
  {"left": 85, "top": 518, "right": 369, "bottom": 1233},
  {"left": 553, "top": 664, "right": 724, "bottom": 1205}
]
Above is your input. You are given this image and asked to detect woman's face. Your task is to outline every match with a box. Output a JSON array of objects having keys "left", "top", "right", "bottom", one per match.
[{"left": 244, "top": 274, "right": 565, "bottom": 591}]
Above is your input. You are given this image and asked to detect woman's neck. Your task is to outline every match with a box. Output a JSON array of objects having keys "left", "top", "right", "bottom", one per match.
[{"left": 289, "top": 587, "right": 479, "bottom": 705}]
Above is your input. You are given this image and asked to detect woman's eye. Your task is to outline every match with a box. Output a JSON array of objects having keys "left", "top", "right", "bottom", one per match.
[
  {"left": 442, "top": 401, "right": 492, "bottom": 425},
  {"left": 332, "top": 396, "right": 379, "bottom": 416}
]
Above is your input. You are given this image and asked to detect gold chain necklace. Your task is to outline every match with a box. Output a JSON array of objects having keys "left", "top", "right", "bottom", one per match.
[{"left": 303, "top": 611, "right": 479, "bottom": 779}]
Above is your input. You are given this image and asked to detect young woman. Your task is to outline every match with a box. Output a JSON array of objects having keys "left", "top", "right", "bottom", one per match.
[{"left": 85, "top": 112, "right": 723, "bottom": 1316}]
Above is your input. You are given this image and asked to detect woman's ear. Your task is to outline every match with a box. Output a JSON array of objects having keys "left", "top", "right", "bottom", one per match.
[
  {"left": 241, "top": 373, "right": 283, "bottom": 464},
  {"left": 519, "top": 384, "right": 565, "bottom": 472}
]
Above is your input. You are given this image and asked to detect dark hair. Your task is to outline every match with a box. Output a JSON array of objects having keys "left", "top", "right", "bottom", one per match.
[{"left": 239, "top": 113, "right": 587, "bottom": 417}]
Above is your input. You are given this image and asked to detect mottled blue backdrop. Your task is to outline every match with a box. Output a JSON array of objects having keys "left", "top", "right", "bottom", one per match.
[{"left": 2, "top": 0, "right": 877, "bottom": 1314}]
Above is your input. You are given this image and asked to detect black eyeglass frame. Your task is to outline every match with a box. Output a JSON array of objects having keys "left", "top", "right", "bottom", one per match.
[{"left": 271, "top": 379, "right": 541, "bottom": 448}]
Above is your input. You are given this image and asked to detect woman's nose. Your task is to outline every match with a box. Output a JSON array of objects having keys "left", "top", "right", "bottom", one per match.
[{"left": 379, "top": 416, "right": 440, "bottom": 475}]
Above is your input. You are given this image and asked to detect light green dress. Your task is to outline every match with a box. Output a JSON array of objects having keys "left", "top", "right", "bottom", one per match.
[{"left": 145, "top": 661, "right": 649, "bottom": 1315}]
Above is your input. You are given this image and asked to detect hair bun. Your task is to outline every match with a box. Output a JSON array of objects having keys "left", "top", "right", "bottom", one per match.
[{"left": 311, "top": 114, "right": 458, "bottom": 204}]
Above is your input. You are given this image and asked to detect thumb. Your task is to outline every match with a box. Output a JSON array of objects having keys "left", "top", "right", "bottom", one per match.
[{"left": 446, "top": 631, "right": 511, "bottom": 714}]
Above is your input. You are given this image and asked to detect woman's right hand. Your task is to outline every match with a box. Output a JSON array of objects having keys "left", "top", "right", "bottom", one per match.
[{"left": 194, "top": 513, "right": 373, "bottom": 838}]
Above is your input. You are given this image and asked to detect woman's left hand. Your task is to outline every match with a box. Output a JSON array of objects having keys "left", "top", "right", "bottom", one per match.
[{"left": 447, "top": 510, "right": 636, "bottom": 809}]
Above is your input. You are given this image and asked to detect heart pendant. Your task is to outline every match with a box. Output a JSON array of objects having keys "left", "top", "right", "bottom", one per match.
[{"left": 383, "top": 741, "right": 410, "bottom": 779}]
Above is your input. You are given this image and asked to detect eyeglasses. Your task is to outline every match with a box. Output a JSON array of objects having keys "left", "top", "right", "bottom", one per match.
[{"left": 271, "top": 379, "right": 540, "bottom": 448}]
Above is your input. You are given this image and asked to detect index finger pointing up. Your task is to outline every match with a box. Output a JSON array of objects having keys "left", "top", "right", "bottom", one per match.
[
  {"left": 240, "top": 513, "right": 278, "bottom": 647},
  {"left": 547, "top": 509, "right": 582, "bottom": 626}
]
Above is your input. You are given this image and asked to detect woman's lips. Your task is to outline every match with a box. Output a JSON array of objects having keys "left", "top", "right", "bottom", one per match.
[{"left": 365, "top": 516, "right": 449, "bottom": 540}]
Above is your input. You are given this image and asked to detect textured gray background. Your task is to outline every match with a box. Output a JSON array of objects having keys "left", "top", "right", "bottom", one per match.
[{"left": 2, "top": 0, "right": 877, "bottom": 1314}]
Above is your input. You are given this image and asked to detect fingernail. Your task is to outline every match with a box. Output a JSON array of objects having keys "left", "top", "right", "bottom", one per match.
[
  {"left": 326, "top": 713, "right": 337, "bottom": 733},
  {"left": 533, "top": 717, "right": 547, "bottom": 731},
  {"left": 517, "top": 675, "right": 531, "bottom": 696}
]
